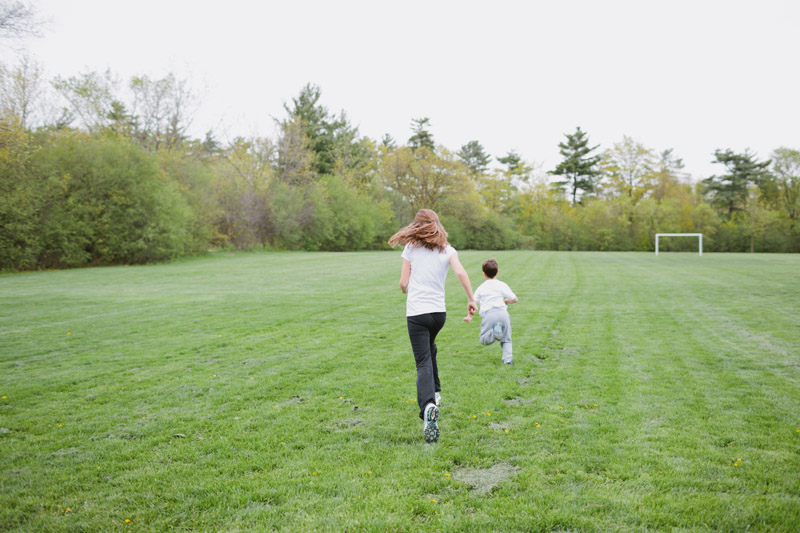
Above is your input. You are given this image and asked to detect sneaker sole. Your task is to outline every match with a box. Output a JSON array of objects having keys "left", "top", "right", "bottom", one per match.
[
  {"left": 493, "top": 322, "right": 503, "bottom": 340},
  {"left": 424, "top": 405, "right": 440, "bottom": 443}
]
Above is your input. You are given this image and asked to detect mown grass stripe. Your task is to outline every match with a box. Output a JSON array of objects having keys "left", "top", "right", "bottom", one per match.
[{"left": 1, "top": 251, "right": 799, "bottom": 531}]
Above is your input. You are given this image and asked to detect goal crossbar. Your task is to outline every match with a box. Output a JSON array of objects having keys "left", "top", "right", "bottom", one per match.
[{"left": 655, "top": 233, "right": 703, "bottom": 256}]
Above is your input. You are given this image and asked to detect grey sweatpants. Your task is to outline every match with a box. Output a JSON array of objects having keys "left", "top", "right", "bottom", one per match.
[{"left": 479, "top": 307, "right": 513, "bottom": 363}]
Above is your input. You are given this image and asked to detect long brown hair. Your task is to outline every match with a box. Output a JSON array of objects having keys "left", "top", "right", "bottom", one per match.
[{"left": 388, "top": 209, "right": 449, "bottom": 252}]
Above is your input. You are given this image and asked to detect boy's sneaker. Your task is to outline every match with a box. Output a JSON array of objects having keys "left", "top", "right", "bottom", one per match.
[
  {"left": 493, "top": 322, "right": 504, "bottom": 340},
  {"left": 503, "top": 361, "right": 514, "bottom": 365},
  {"left": 423, "top": 403, "right": 439, "bottom": 443},
  {"left": 434, "top": 392, "right": 441, "bottom": 406}
]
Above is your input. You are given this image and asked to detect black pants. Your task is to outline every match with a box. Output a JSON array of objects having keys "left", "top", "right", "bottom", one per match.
[{"left": 407, "top": 312, "right": 446, "bottom": 419}]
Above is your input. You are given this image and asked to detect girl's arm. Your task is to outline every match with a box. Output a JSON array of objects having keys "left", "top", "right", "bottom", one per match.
[
  {"left": 449, "top": 253, "right": 477, "bottom": 315},
  {"left": 399, "top": 258, "right": 411, "bottom": 293}
]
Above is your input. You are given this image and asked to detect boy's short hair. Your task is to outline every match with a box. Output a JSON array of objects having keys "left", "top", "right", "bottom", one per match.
[{"left": 482, "top": 258, "right": 498, "bottom": 278}]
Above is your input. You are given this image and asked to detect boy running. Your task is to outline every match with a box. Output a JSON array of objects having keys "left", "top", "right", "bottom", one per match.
[{"left": 464, "top": 258, "right": 518, "bottom": 365}]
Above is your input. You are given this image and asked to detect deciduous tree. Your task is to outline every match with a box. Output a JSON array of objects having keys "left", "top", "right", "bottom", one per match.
[
  {"left": 771, "top": 147, "right": 800, "bottom": 219},
  {"left": 0, "top": 54, "right": 45, "bottom": 128},
  {"left": 380, "top": 146, "right": 467, "bottom": 213},
  {"left": 600, "top": 136, "right": 655, "bottom": 202},
  {"left": 129, "top": 73, "right": 198, "bottom": 152},
  {"left": 0, "top": 0, "right": 41, "bottom": 39}
]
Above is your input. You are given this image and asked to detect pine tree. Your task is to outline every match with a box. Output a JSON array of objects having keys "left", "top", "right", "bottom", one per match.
[
  {"left": 702, "top": 149, "right": 772, "bottom": 216},
  {"left": 550, "top": 127, "right": 601, "bottom": 205},
  {"left": 283, "top": 83, "right": 355, "bottom": 175},
  {"left": 457, "top": 140, "right": 491, "bottom": 175},
  {"left": 408, "top": 117, "right": 434, "bottom": 151}
]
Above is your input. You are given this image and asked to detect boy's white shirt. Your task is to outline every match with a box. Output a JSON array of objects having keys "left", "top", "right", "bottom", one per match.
[
  {"left": 474, "top": 278, "right": 517, "bottom": 317},
  {"left": 401, "top": 243, "right": 456, "bottom": 317}
]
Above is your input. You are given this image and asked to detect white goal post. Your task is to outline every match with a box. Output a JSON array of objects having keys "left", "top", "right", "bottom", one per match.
[{"left": 655, "top": 233, "right": 703, "bottom": 256}]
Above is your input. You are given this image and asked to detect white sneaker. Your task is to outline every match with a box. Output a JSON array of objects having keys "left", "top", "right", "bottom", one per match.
[
  {"left": 423, "top": 403, "right": 439, "bottom": 443},
  {"left": 493, "top": 322, "right": 504, "bottom": 340},
  {"left": 434, "top": 392, "right": 441, "bottom": 406}
]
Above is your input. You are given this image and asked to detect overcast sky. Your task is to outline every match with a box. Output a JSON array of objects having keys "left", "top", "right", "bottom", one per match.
[{"left": 9, "top": 0, "right": 800, "bottom": 179}]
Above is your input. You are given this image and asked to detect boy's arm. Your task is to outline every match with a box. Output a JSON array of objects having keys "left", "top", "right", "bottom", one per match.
[{"left": 503, "top": 283, "right": 518, "bottom": 305}]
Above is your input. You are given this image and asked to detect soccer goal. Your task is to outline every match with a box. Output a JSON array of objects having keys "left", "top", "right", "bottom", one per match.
[{"left": 655, "top": 233, "right": 703, "bottom": 256}]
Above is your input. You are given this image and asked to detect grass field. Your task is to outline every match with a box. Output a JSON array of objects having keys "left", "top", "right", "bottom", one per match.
[{"left": 1, "top": 251, "right": 799, "bottom": 531}]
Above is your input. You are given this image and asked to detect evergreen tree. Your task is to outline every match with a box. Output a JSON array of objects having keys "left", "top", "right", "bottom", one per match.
[
  {"left": 380, "top": 133, "right": 396, "bottom": 150},
  {"left": 457, "top": 140, "right": 491, "bottom": 175},
  {"left": 283, "top": 83, "right": 356, "bottom": 175},
  {"left": 496, "top": 150, "right": 531, "bottom": 179},
  {"left": 408, "top": 117, "right": 434, "bottom": 151},
  {"left": 486, "top": 150, "right": 532, "bottom": 213},
  {"left": 550, "top": 127, "right": 601, "bottom": 205},
  {"left": 702, "top": 149, "right": 772, "bottom": 216}
]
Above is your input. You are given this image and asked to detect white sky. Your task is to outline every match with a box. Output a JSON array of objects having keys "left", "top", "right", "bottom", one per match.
[{"left": 9, "top": 0, "right": 800, "bottom": 179}]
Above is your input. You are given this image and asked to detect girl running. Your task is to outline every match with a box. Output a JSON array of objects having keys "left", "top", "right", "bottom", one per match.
[{"left": 389, "top": 209, "right": 477, "bottom": 442}]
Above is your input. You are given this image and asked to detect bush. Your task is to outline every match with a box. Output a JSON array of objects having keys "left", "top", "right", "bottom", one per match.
[
  {"left": 0, "top": 130, "right": 195, "bottom": 269},
  {"left": 303, "top": 175, "right": 392, "bottom": 251}
]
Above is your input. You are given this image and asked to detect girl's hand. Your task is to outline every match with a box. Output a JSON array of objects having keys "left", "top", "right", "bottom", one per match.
[{"left": 463, "top": 315, "right": 473, "bottom": 322}]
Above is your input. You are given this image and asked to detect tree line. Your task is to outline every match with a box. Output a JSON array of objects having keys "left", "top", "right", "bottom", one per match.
[{"left": 1, "top": 61, "right": 798, "bottom": 270}]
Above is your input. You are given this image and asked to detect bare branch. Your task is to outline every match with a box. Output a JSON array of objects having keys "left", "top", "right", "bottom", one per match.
[{"left": 0, "top": 1, "right": 42, "bottom": 39}]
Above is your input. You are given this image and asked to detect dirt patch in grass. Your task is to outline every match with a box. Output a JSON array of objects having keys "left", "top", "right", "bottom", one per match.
[
  {"left": 336, "top": 418, "right": 365, "bottom": 429},
  {"left": 502, "top": 397, "right": 535, "bottom": 406},
  {"left": 453, "top": 463, "right": 521, "bottom": 495}
]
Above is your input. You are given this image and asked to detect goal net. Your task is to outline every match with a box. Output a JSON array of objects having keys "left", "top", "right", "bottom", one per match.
[{"left": 655, "top": 233, "right": 703, "bottom": 256}]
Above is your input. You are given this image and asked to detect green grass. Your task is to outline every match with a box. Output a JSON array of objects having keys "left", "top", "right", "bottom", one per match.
[{"left": 1, "top": 251, "right": 799, "bottom": 531}]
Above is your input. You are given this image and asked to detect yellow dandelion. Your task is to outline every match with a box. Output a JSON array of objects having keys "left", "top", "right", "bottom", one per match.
[
  {"left": 431, "top": 499, "right": 437, "bottom": 503},
  {"left": 734, "top": 463, "right": 739, "bottom": 467},
  {"left": 472, "top": 415, "right": 477, "bottom": 419},
  {"left": 487, "top": 412, "right": 491, "bottom": 417},
  {"left": 368, "top": 471, "right": 373, "bottom": 475},
  {"left": 339, "top": 396, "right": 343, "bottom": 400},
  {"left": 58, "top": 424, "right": 62, "bottom": 427},
  {"left": 312, "top": 472, "right": 316, "bottom": 476},
  {"left": 505, "top": 429, "right": 509, "bottom": 433},
  {"left": 737, "top": 458, "right": 742, "bottom": 462},
  {"left": 66, "top": 332, "right": 71, "bottom": 335},
  {"left": 250, "top": 377, "right": 254, "bottom": 380},
  {"left": 65, "top": 508, "right": 71, "bottom": 513},
  {"left": 125, "top": 519, "right": 131, "bottom": 523},
  {"left": 1, "top": 396, "right": 6, "bottom": 399},
  {"left": 445, "top": 473, "right": 450, "bottom": 477},
  {"left": 593, "top": 404, "right": 598, "bottom": 407},
  {"left": 796, "top": 429, "right": 800, "bottom": 433}
]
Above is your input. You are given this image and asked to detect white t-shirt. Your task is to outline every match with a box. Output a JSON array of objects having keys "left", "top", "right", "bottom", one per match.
[
  {"left": 473, "top": 278, "right": 517, "bottom": 317},
  {"left": 401, "top": 243, "right": 457, "bottom": 317}
]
